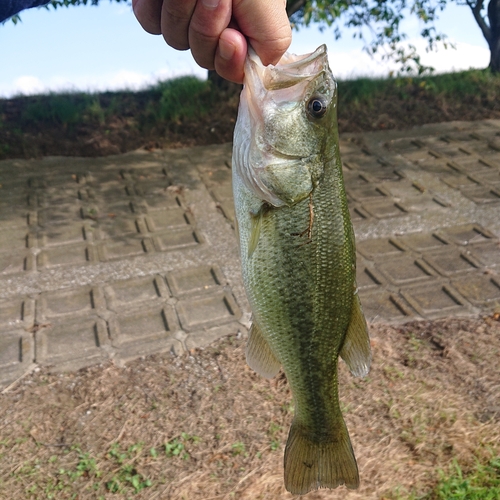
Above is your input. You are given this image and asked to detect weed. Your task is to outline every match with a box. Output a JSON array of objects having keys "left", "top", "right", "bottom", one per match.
[
  {"left": 183, "top": 432, "right": 201, "bottom": 444},
  {"left": 106, "top": 466, "right": 152, "bottom": 494},
  {"left": 86, "top": 98, "right": 105, "bottom": 125},
  {"left": 337, "top": 68, "right": 500, "bottom": 110},
  {"left": 58, "top": 446, "right": 100, "bottom": 482},
  {"left": 383, "top": 365, "right": 405, "bottom": 381},
  {"left": 155, "top": 76, "right": 212, "bottom": 121},
  {"left": 21, "top": 94, "right": 90, "bottom": 127},
  {"left": 105, "top": 442, "right": 153, "bottom": 494},
  {"left": 231, "top": 442, "right": 246, "bottom": 456},
  {"left": 389, "top": 485, "right": 419, "bottom": 500},
  {"left": 392, "top": 457, "right": 500, "bottom": 499},
  {"left": 408, "top": 333, "right": 424, "bottom": 351},
  {"left": 431, "top": 458, "right": 500, "bottom": 500},
  {"left": 164, "top": 439, "right": 187, "bottom": 459},
  {"left": 270, "top": 440, "right": 280, "bottom": 451},
  {"left": 164, "top": 433, "right": 201, "bottom": 461},
  {"left": 340, "top": 401, "right": 352, "bottom": 413},
  {"left": 107, "top": 443, "right": 125, "bottom": 463},
  {"left": 142, "top": 76, "right": 215, "bottom": 129},
  {"left": 268, "top": 422, "right": 281, "bottom": 436},
  {"left": 281, "top": 401, "right": 295, "bottom": 414}
]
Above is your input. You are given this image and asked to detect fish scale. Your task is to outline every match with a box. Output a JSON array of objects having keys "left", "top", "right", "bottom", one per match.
[
  {"left": 249, "top": 160, "right": 351, "bottom": 428},
  {"left": 232, "top": 44, "right": 371, "bottom": 495}
]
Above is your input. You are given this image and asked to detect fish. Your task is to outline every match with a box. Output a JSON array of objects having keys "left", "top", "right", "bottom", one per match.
[{"left": 231, "top": 44, "right": 371, "bottom": 495}]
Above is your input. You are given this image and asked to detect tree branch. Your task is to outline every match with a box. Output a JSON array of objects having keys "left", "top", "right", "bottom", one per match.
[
  {"left": 286, "top": 0, "right": 307, "bottom": 17},
  {"left": 466, "top": 0, "right": 491, "bottom": 42}
]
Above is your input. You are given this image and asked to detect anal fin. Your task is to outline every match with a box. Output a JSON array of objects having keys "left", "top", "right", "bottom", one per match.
[
  {"left": 245, "top": 321, "right": 281, "bottom": 379},
  {"left": 340, "top": 292, "right": 371, "bottom": 377}
]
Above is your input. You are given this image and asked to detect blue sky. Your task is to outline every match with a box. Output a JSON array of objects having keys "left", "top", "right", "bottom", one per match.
[{"left": 0, "top": 1, "right": 491, "bottom": 97}]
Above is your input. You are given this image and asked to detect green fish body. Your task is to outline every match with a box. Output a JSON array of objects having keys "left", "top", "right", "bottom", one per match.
[{"left": 232, "top": 45, "right": 371, "bottom": 495}]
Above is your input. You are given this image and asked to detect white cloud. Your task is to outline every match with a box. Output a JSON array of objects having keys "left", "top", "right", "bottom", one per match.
[
  {"left": 414, "top": 38, "right": 490, "bottom": 73},
  {"left": 327, "top": 38, "right": 490, "bottom": 80},
  {"left": 0, "top": 64, "right": 208, "bottom": 98},
  {"left": 8, "top": 75, "right": 46, "bottom": 95}
]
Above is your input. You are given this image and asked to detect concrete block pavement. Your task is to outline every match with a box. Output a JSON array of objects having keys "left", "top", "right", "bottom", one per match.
[{"left": 1, "top": 120, "right": 500, "bottom": 386}]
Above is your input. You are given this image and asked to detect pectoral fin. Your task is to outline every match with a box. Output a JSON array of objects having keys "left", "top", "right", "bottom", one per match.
[
  {"left": 340, "top": 292, "right": 371, "bottom": 377},
  {"left": 248, "top": 211, "right": 262, "bottom": 258},
  {"left": 245, "top": 321, "right": 281, "bottom": 379}
]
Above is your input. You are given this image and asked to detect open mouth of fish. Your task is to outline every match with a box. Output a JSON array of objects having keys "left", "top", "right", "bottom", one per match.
[{"left": 253, "top": 44, "right": 329, "bottom": 90}]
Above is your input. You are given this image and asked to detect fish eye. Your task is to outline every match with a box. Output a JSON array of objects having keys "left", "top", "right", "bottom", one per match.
[{"left": 307, "top": 96, "right": 327, "bottom": 118}]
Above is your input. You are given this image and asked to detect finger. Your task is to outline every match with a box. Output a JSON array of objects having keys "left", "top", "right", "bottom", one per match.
[
  {"left": 214, "top": 28, "right": 247, "bottom": 84},
  {"left": 132, "top": 0, "right": 163, "bottom": 35},
  {"left": 161, "top": 0, "right": 197, "bottom": 50},
  {"left": 188, "top": 0, "right": 232, "bottom": 70},
  {"left": 233, "top": 0, "right": 291, "bottom": 65}
]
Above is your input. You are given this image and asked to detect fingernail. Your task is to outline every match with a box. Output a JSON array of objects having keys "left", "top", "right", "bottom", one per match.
[
  {"left": 219, "top": 38, "right": 235, "bottom": 61},
  {"left": 202, "top": 0, "right": 220, "bottom": 9}
]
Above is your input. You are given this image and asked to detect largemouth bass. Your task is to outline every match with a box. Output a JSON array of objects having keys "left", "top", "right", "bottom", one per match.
[{"left": 232, "top": 45, "right": 371, "bottom": 495}]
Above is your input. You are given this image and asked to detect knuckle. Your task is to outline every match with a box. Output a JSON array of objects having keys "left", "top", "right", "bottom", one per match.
[
  {"left": 189, "top": 17, "right": 221, "bottom": 40},
  {"left": 163, "top": 2, "right": 192, "bottom": 22}
]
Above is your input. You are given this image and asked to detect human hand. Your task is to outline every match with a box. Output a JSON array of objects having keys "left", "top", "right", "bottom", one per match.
[{"left": 132, "top": 0, "right": 292, "bottom": 83}]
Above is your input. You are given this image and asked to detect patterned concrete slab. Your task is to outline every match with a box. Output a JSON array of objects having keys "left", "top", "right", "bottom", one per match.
[
  {"left": 344, "top": 120, "right": 500, "bottom": 325},
  {"left": 1, "top": 119, "right": 500, "bottom": 386}
]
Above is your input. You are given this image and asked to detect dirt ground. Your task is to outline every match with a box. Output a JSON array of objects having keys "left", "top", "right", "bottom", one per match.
[{"left": 1, "top": 316, "right": 499, "bottom": 499}]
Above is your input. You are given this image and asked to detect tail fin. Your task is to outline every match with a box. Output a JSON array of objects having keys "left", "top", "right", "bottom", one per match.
[{"left": 283, "top": 418, "right": 359, "bottom": 495}]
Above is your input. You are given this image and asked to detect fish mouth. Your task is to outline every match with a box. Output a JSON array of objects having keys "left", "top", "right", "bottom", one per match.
[{"left": 248, "top": 44, "right": 329, "bottom": 91}]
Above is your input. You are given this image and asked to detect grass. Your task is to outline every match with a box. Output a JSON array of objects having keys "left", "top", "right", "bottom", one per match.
[
  {"left": 164, "top": 433, "right": 201, "bottom": 460},
  {"left": 1, "top": 68, "right": 499, "bottom": 159},
  {"left": 10, "top": 442, "right": 155, "bottom": 498},
  {"left": 143, "top": 76, "right": 215, "bottom": 124},
  {"left": 105, "top": 442, "right": 153, "bottom": 494},
  {"left": 391, "top": 456, "right": 500, "bottom": 500},
  {"left": 19, "top": 93, "right": 103, "bottom": 127},
  {"left": 0, "top": 74, "right": 239, "bottom": 158},
  {"left": 337, "top": 68, "right": 500, "bottom": 105},
  {"left": 15, "top": 76, "right": 215, "bottom": 129},
  {"left": 431, "top": 458, "right": 500, "bottom": 500},
  {"left": 10, "top": 68, "right": 500, "bottom": 127}
]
